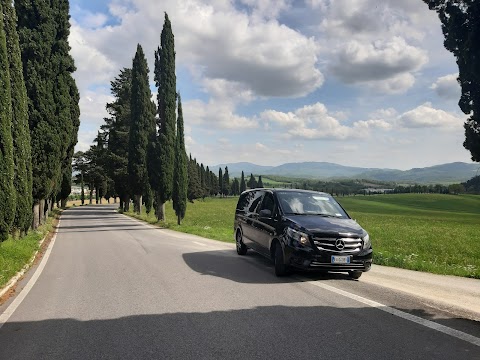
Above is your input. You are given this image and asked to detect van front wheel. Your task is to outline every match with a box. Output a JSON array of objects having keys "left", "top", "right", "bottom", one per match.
[
  {"left": 274, "top": 244, "right": 289, "bottom": 277},
  {"left": 348, "top": 271, "right": 362, "bottom": 280}
]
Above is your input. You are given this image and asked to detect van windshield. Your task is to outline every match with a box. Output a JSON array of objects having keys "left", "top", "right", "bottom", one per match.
[{"left": 276, "top": 191, "right": 348, "bottom": 218}]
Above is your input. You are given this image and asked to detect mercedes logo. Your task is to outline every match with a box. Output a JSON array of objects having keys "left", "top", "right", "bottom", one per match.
[{"left": 335, "top": 239, "right": 345, "bottom": 251}]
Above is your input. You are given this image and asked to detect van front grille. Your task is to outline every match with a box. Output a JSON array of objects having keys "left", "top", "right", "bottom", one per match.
[{"left": 313, "top": 237, "right": 362, "bottom": 254}]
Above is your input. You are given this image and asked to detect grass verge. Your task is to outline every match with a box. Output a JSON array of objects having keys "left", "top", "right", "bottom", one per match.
[
  {"left": 0, "top": 209, "right": 61, "bottom": 289},
  {"left": 123, "top": 194, "right": 480, "bottom": 279}
]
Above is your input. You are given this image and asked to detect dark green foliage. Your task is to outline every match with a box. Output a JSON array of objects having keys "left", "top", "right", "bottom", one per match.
[
  {"left": 230, "top": 178, "right": 240, "bottom": 196},
  {"left": 172, "top": 94, "right": 188, "bottom": 224},
  {"left": 223, "top": 166, "right": 230, "bottom": 196},
  {"left": 0, "top": 6, "right": 15, "bottom": 240},
  {"left": 128, "top": 44, "right": 154, "bottom": 213},
  {"left": 2, "top": 0, "right": 32, "bottom": 233},
  {"left": 462, "top": 175, "right": 480, "bottom": 193},
  {"left": 144, "top": 184, "right": 153, "bottom": 214},
  {"left": 424, "top": 1, "right": 480, "bottom": 161},
  {"left": 257, "top": 175, "right": 264, "bottom": 188},
  {"left": 51, "top": 0, "right": 78, "bottom": 202},
  {"left": 153, "top": 13, "right": 176, "bottom": 209},
  {"left": 248, "top": 173, "right": 257, "bottom": 189},
  {"left": 16, "top": 0, "right": 57, "bottom": 203},
  {"left": 188, "top": 156, "right": 202, "bottom": 201},
  {"left": 16, "top": 0, "right": 79, "bottom": 215},
  {"left": 240, "top": 171, "right": 246, "bottom": 193},
  {"left": 103, "top": 68, "right": 132, "bottom": 207},
  {"left": 218, "top": 168, "right": 223, "bottom": 196}
]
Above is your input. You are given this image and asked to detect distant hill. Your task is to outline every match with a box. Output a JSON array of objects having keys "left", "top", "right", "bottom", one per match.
[{"left": 211, "top": 161, "right": 479, "bottom": 184}]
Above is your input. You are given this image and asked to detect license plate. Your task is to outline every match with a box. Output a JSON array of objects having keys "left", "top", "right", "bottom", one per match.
[{"left": 331, "top": 256, "right": 350, "bottom": 264}]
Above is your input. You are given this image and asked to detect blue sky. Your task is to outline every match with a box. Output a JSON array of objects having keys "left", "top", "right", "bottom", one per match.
[{"left": 69, "top": 0, "right": 474, "bottom": 170}]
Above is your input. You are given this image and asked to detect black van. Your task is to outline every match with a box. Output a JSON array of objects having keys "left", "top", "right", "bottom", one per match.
[{"left": 234, "top": 189, "right": 372, "bottom": 278}]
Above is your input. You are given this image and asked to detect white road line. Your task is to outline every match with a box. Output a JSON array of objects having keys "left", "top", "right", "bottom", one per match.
[
  {"left": 300, "top": 278, "right": 480, "bottom": 347},
  {"left": 0, "top": 221, "right": 59, "bottom": 330},
  {"left": 193, "top": 241, "right": 207, "bottom": 247}
]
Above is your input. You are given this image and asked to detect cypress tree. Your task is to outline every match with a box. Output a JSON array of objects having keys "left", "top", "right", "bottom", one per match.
[
  {"left": 104, "top": 68, "right": 132, "bottom": 210},
  {"left": 172, "top": 94, "right": 188, "bottom": 225},
  {"left": 16, "top": 0, "right": 58, "bottom": 227},
  {"left": 223, "top": 166, "right": 230, "bottom": 196},
  {"left": 240, "top": 171, "right": 246, "bottom": 193},
  {"left": 0, "top": 6, "right": 15, "bottom": 241},
  {"left": 128, "top": 44, "right": 154, "bottom": 214},
  {"left": 50, "top": 0, "right": 78, "bottom": 210},
  {"left": 2, "top": 0, "right": 32, "bottom": 235},
  {"left": 218, "top": 168, "right": 223, "bottom": 197},
  {"left": 187, "top": 155, "right": 201, "bottom": 201},
  {"left": 152, "top": 13, "right": 176, "bottom": 220},
  {"left": 258, "top": 175, "right": 264, "bottom": 188},
  {"left": 248, "top": 173, "right": 257, "bottom": 189}
]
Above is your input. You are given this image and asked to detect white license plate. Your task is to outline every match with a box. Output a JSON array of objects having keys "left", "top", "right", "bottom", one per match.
[{"left": 331, "top": 256, "right": 350, "bottom": 264}]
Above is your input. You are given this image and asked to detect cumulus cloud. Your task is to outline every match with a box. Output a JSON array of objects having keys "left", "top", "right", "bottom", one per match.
[
  {"left": 261, "top": 102, "right": 376, "bottom": 140},
  {"left": 330, "top": 37, "right": 427, "bottom": 85},
  {"left": 430, "top": 73, "right": 461, "bottom": 100},
  {"left": 70, "top": 0, "right": 323, "bottom": 98},
  {"left": 184, "top": 99, "right": 258, "bottom": 130},
  {"left": 397, "top": 103, "right": 464, "bottom": 129},
  {"left": 70, "top": 21, "right": 117, "bottom": 93}
]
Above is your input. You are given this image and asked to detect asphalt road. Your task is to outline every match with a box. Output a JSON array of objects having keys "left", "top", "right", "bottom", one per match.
[{"left": 0, "top": 205, "right": 479, "bottom": 359}]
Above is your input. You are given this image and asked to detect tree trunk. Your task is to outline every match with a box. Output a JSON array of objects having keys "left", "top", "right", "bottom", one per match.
[
  {"left": 177, "top": 214, "right": 181, "bottom": 225},
  {"left": 81, "top": 173, "right": 85, "bottom": 205},
  {"left": 156, "top": 202, "right": 165, "bottom": 221},
  {"left": 89, "top": 189, "right": 93, "bottom": 204},
  {"left": 44, "top": 199, "right": 50, "bottom": 221},
  {"left": 32, "top": 202, "right": 40, "bottom": 229},
  {"left": 124, "top": 196, "right": 130, "bottom": 212},
  {"left": 133, "top": 195, "right": 142, "bottom": 214},
  {"left": 120, "top": 198, "right": 124, "bottom": 210},
  {"left": 39, "top": 199, "right": 45, "bottom": 225},
  {"left": 61, "top": 199, "right": 67, "bottom": 208}
]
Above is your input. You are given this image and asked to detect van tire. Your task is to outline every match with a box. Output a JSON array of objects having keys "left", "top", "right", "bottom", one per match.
[
  {"left": 236, "top": 230, "right": 247, "bottom": 255},
  {"left": 348, "top": 271, "right": 362, "bottom": 280},
  {"left": 274, "top": 243, "right": 288, "bottom": 277}
]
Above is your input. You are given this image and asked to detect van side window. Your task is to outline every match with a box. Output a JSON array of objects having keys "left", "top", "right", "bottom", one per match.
[
  {"left": 259, "top": 193, "right": 275, "bottom": 215},
  {"left": 248, "top": 191, "right": 264, "bottom": 213}
]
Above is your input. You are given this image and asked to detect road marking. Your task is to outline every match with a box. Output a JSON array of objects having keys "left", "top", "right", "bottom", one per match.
[
  {"left": 193, "top": 241, "right": 207, "bottom": 247},
  {"left": 0, "top": 221, "right": 59, "bottom": 331},
  {"left": 300, "top": 278, "right": 480, "bottom": 347}
]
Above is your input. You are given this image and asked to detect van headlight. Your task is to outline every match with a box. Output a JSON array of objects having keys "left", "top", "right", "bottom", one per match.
[
  {"left": 362, "top": 233, "right": 371, "bottom": 249},
  {"left": 287, "top": 227, "right": 310, "bottom": 246}
]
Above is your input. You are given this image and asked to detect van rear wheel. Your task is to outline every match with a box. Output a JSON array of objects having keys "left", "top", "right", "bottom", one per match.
[{"left": 236, "top": 231, "right": 247, "bottom": 255}]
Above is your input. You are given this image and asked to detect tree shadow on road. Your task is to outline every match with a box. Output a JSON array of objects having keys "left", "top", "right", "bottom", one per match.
[{"left": 0, "top": 305, "right": 478, "bottom": 360}]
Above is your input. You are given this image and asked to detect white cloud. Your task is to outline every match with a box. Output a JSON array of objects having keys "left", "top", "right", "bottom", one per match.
[
  {"left": 262, "top": 102, "right": 369, "bottom": 140},
  {"left": 330, "top": 37, "right": 428, "bottom": 86},
  {"left": 430, "top": 73, "right": 461, "bottom": 100},
  {"left": 184, "top": 99, "right": 258, "bottom": 130},
  {"left": 397, "top": 103, "right": 464, "bottom": 129},
  {"left": 71, "top": 0, "right": 323, "bottom": 98},
  {"left": 77, "top": 89, "right": 114, "bottom": 128},
  {"left": 70, "top": 21, "right": 117, "bottom": 93}
]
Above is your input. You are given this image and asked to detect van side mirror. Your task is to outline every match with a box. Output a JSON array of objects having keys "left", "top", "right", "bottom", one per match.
[{"left": 259, "top": 209, "right": 272, "bottom": 218}]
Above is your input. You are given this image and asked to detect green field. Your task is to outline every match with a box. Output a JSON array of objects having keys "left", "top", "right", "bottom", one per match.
[
  {"left": 0, "top": 210, "right": 59, "bottom": 289},
  {"left": 125, "top": 193, "right": 480, "bottom": 278}
]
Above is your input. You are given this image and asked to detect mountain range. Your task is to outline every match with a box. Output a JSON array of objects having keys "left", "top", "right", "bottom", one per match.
[{"left": 211, "top": 161, "right": 480, "bottom": 184}]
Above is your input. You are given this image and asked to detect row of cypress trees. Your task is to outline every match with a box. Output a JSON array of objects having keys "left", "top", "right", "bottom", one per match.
[
  {"left": 0, "top": 1, "right": 79, "bottom": 240},
  {"left": 79, "top": 14, "right": 189, "bottom": 225}
]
